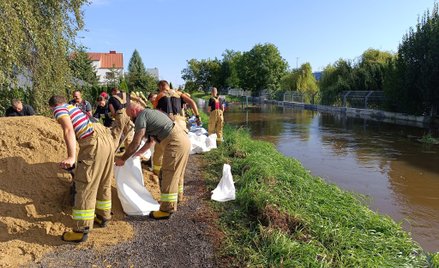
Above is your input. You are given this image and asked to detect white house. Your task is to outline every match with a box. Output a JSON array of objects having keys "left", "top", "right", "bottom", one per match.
[{"left": 87, "top": 50, "right": 124, "bottom": 84}]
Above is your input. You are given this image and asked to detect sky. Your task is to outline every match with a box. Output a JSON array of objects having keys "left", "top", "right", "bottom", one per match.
[{"left": 79, "top": 0, "right": 437, "bottom": 87}]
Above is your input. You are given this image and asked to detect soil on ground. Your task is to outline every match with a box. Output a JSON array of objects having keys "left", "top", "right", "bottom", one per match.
[{"left": 0, "top": 116, "right": 221, "bottom": 267}]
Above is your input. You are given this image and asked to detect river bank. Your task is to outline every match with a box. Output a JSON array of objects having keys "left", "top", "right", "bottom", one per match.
[{"left": 203, "top": 124, "right": 437, "bottom": 267}]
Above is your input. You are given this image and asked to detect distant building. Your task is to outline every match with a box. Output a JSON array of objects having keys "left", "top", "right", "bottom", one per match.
[
  {"left": 86, "top": 50, "right": 124, "bottom": 84},
  {"left": 313, "top": 71, "right": 322, "bottom": 81},
  {"left": 146, "top": 67, "right": 159, "bottom": 80}
]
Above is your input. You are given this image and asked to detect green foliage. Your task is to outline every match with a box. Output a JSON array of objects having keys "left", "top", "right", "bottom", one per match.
[
  {"left": 384, "top": 3, "right": 439, "bottom": 115},
  {"left": 69, "top": 46, "right": 98, "bottom": 86},
  {"left": 418, "top": 133, "right": 439, "bottom": 144},
  {"left": 281, "top": 63, "right": 318, "bottom": 103},
  {"left": 319, "top": 59, "right": 353, "bottom": 105},
  {"left": 204, "top": 126, "right": 427, "bottom": 267},
  {"left": 181, "top": 58, "right": 222, "bottom": 91},
  {"left": 219, "top": 49, "right": 242, "bottom": 89},
  {"left": 0, "top": 86, "right": 32, "bottom": 115},
  {"left": 0, "top": 0, "right": 89, "bottom": 115},
  {"left": 236, "top": 43, "right": 288, "bottom": 96},
  {"left": 126, "top": 49, "right": 158, "bottom": 94}
]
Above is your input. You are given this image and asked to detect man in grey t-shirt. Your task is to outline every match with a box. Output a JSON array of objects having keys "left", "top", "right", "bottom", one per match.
[{"left": 115, "top": 94, "right": 190, "bottom": 220}]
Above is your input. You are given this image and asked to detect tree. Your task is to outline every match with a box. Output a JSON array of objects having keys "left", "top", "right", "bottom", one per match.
[
  {"left": 351, "top": 49, "right": 394, "bottom": 92},
  {"left": 69, "top": 47, "right": 98, "bottom": 86},
  {"left": 126, "top": 49, "right": 157, "bottom": 93},
  {"left": 319, "top": 59, "right": 353, "bottom": 105},
  {"left": 219, "top": 50, "right": 242, "bottom": 89},
  {"left": 384, "top": 3, "right": 439, "bottom": 115},
  {"left": 181, "top": 58, "right": 221, "bottom": 92},
  {"left": 0, "top": 0, "right": 89, "bottom": 114},
  {"left": 236, "top": 43, "right": 288, "bottom": 96},
  {"left": 295, "top": 63, "right": 318, "bottom": 103}
]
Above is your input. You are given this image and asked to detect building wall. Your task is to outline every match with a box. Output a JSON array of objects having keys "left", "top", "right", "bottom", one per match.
[{"left": 146, "top": 68, "right": 159, "bottom": 80}]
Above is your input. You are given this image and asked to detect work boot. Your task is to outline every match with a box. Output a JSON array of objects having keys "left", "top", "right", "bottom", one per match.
[
  {"left": 61, "top": 228, "right": 89, "bottom": 243},
  {"left": 94, "top": 214, "right": 110, "bottom": 228},
  {"left": 149, "top": 210, "right": 172, "bottom": 220}
]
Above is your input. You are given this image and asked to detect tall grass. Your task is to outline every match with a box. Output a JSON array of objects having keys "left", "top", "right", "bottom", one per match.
[{"left": 204, "top": 125, "right": 429, "bottom": 267}]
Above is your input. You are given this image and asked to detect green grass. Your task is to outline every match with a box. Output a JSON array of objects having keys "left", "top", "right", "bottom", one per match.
[{"left": 204, "top": 125, "right": 430, "bottom": 267}]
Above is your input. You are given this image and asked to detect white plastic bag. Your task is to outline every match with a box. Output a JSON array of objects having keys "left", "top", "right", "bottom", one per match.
[
  {"left": 188, "top": 127, "right": 217, "bottom": 154},
  {"left": 211, "top": 164, "right": 235, "bottom": 202},
  {"left": 114, "top": 157, "right": 160, "bottom": 215}
]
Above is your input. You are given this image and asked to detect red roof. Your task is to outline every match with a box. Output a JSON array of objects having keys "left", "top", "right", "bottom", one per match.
[{"left": 86, "top": 51, "right": 123, "bottom": 69}]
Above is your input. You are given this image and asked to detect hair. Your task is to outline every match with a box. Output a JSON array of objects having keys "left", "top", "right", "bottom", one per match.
[
  {"left": 147, "top": 92, "right": 157, "bottom": 101},
  {"left": 48, "top": 95, "right": 66, "bottom": 107},
  {"left": 73, "top": 89, "right": 81, "bottom": 94},
  {"left": 158, "top": 80, "right": 169, "bottom": 88},
  {"left": 11, "top": 99, "right": 22, "bottom": 106},
  {"left": 111, "top": 87, "right": 119, "bottom": 92},
  {"left": 96, "top": 96, "right": 104, "bottom": 102}
]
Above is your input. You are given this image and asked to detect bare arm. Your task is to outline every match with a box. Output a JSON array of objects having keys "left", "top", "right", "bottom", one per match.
[
  {"left": 58, "top": 116, "right": 76, "bottom": 169},
  {"left": 109, "top": 103, "right": 116, "bottom": 117},
  {"left": 181, "top": 94, "right": 199, "bottom": 117},
  {"left": 134, "top": 138, "right": 156, "bottom": 157},
  {"left": 115, "top": 128, "right": 145, "bottom": 166}
]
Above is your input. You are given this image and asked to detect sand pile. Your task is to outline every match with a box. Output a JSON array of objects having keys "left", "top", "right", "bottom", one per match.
[{"left": 0, "top": 116, "right": 136, "bottom": 267}]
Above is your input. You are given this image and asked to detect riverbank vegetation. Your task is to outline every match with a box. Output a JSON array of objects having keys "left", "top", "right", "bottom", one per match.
[
  {"left": 181, "top": 3, "right": 439, "bottom": 118},
  {"left": 204, "top": 125, "right": 432, "bottom": 267}
]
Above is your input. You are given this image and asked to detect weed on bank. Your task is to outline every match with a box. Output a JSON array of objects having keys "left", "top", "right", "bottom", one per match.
[{"left": 204, "top": 125, "right": 429, "bottom": 267}]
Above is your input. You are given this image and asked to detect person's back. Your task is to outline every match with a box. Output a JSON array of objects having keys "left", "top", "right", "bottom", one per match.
[{"left": 5, "top": 99, "right": 35, "bottom": 117}]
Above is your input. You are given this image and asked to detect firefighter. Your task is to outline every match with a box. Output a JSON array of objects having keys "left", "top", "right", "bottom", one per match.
[
  {"left": 49, "top": 95, "right": 114, "bottom": 242},
  {"left": 109, "top": 87, "right": 133, "bottom": 150},
  {"left": 152, "top": 80, "right": 201, "bottom": 201},
  {"left": 208, "top": 87, "right": 225, "bottom": 144},
  {"left": 115, "top": 93, "right": 190, "bottom": 219}
]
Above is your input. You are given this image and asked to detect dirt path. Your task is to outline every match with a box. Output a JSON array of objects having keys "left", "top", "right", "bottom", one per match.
[{"left": 34, "top": 154, "right": 220, "bottom": 267}]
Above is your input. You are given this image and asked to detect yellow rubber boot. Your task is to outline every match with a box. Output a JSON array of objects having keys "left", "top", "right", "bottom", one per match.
[
  {"left": 149, "top": 210, "right": 172, "bottom": 220},
  {"left": 62, "top": 230, "right": 88, "bottom": 243},
  {"left": 94, "top": 214, "right": 110, "bottom": 228}
]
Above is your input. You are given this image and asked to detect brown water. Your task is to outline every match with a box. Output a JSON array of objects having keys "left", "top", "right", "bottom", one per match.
[{"left": 223, "top": 104, "right": 439, "bottom": 252}]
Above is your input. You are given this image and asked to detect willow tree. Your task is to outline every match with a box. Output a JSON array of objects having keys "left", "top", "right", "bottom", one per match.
[{"left": 0, "top": 0, "right": 88, "bottom": 114}]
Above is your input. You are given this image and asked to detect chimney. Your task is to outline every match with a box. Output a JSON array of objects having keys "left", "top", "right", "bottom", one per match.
[{"left": 109, "top": 50, "right": 116, "bottom": 54}]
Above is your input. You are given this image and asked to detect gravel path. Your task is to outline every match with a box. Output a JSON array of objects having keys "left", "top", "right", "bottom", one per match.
[{"left": 33, "top": 154, "right": 219, "bottom": 268}]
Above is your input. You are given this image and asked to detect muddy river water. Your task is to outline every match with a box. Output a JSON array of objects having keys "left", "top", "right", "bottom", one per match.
[{"left": 221, "top": 104, "right": 439, "bottom": 252}]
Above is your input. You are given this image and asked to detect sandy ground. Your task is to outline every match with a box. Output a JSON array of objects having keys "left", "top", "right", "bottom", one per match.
[
  {"left": 0, "top": 116, "right": 221, "bottom": 267},
  {"left": 0, "top": 116, "right": 131, "bottom": 266}
]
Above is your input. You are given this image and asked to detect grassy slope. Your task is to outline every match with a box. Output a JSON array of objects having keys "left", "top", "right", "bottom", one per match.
[{"left": 203, "top": 125, "right": 429, "bottom": 267}]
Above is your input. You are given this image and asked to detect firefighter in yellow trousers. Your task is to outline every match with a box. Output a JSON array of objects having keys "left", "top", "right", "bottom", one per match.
[
  {"left": 109, "top": 87, "right": 133, "bottom": 150},
  {"left": 49, "top": 95, "right": 114, "bottom": 242},
  {"left": 115, "top": 93, "right": 191, "bottom": 219},
  {"left": 208, "top": 87, "right": 225, "bottom": 144},
  {"left": 152, "top": 80, "right": 201, "bottom": 201}
]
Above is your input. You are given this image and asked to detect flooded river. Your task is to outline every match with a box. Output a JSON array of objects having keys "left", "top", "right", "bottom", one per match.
[{"left": 222, "top": 103, "right": 439, "bottom": 252}]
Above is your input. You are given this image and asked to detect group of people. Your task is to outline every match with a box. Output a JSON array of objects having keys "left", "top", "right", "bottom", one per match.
[{"left": 46, "top": 81, "right": 225, "bottom": 243}]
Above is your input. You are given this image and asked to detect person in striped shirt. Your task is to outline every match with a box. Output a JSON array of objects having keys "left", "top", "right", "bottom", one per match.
[{"left": 49, "top": 95, "right": 115, "bottom": 243}]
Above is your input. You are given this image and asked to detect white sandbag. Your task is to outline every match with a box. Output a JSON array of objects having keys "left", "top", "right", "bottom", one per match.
[
  {"left": 114, "top": 157, "right": 160, "bottom": 215},
  {"left": 211, "top": 164, "right": 235, "bottom": 202},
  {"left": 188, "top": 126, "right": 217, "bottom": 154}
]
